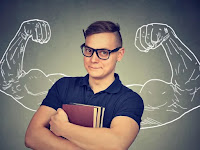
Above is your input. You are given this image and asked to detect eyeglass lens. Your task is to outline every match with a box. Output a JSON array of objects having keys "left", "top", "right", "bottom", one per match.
[{"left": 83, "top": 46, "right": 110, "bottom": 60}]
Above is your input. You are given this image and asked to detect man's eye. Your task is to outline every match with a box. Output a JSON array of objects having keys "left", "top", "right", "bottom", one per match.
[
  {"left": 100, "top": 50, "right": 109, "bottom": 55},
  {"left": 85, "top": 48, "right": 92, "bottom": 53}
]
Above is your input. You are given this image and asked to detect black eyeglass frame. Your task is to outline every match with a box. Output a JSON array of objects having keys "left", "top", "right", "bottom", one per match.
[{"left": 81, "top": 43, "right": 122, "bottom": 60}]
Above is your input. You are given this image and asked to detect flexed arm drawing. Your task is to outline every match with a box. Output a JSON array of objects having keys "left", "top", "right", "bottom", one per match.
[
  {"left": 0, "top": 19, "right": 65, "bottom": 111},
  {"left": 1, "top": 19, "right": 50, "bottom": 83},
  {"left": 131, "top": 23, "right": 200, "bottom": 129}
]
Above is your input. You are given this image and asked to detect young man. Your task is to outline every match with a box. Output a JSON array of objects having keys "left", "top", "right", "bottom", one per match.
[{"left": 25, "top": 21, "right": 144, "bottom": 150}]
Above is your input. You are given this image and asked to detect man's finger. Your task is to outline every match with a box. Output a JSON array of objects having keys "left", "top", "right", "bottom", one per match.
[
  {"left": 49, "top": 120, "right": 52, "bottom": 126},
  {"left": 57, "top": 108, "right": 62, "bottom": 112},
  {"left": 57, "top": 108, "right": 66, "bottom": 115}
]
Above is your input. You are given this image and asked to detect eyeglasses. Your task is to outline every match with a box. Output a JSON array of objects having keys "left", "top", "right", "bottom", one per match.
[{"left": 81, "top": 43, "right": 121, "bottom": 60}]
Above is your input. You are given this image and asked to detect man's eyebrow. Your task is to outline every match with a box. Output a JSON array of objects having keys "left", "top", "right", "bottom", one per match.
[{"left": 85, "top": 45, "right": 110, "bottom": 50}]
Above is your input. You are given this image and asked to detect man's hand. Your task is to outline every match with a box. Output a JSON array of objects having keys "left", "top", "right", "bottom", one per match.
[
  {"left": 49, "top": 108, "right": 69, "bottom": 137},
  {"left": 135, "top": 23, "right": 177, "bottom": 52},
  {"left": 19, "top": 19, "right": 51, "bottom": 44}
]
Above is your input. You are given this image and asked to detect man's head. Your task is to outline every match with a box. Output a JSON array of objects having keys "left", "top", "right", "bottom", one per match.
[
  {"left": 82, "top": 21, "right": 125, "bottom": 80},
  {"left": 84, "top": 21, "right": 122, "bottom": 47}
]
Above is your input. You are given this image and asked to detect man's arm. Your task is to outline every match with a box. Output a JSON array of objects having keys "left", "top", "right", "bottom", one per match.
[
  {"left": 25, "top": 105, "right": 84, "bottom": 150},
  {"left": 50, "top": 108, "right": 139, "bottom": 150}
]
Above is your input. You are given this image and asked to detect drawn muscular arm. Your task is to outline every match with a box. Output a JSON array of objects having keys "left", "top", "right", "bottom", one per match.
[
  {"left": 0, "top": 20, "right": 56, "bottom": 111},
  {"left": 0, "top": 19, "right": 51, "bottom": 87},
  {"left": 135, "top": 23, "right": 199, "bottom": 90},
  {"left": 134, "top": 24, "right": 200, "bottom": 128},
  {"left": 162, "top": 31, "right": 200, "bottom": 92},
  {"left": 135, "top": 24, "right": 200, "bottom": 106}
]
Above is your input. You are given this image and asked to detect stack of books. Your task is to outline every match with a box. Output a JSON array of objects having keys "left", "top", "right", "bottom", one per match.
[{"left": 62, "top": 103, "right": 105, "bottom": 128}]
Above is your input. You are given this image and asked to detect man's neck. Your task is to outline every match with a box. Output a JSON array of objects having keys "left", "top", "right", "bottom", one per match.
[{"left": 89, "top": 74, "right": 115, "bottom": 94}]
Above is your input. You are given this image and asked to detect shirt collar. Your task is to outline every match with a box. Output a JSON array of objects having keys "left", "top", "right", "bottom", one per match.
[
  {"left": 80, "top": 74, "right": 90, "bottom": 86},
  {"left": 80, "top": 73, "right": 122, "bottom": 94}
]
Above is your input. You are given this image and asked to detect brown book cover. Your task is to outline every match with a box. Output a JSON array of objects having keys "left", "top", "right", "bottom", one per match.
[{"left": 62, "top": 104, "right": 98, "bottom": 127}]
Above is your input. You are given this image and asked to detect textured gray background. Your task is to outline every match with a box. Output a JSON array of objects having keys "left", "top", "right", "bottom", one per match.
[{"left": 0, "top": 0, "right": 199, "bottom": 149}]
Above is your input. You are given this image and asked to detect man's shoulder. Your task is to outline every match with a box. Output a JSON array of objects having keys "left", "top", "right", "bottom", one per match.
[
  {"left": 120, "top": 84, "right": 136, "bottom": 94},
  {"left": 56, "top": 76, "right": 84, "bottom": 84},
  {"left": 51, "top": 76, "right": 85, "bottom": 91},
  {"left": 120, "top": 84, "right": 143, "bottom": 101}
]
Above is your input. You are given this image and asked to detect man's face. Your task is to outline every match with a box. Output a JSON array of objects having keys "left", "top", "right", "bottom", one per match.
[{"left": 84, "top": 32, "right": 124, "bottom": 80}]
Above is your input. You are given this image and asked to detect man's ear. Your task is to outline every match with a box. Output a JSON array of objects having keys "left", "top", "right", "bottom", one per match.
[{"left": 117, "top": 47, "right": 125, "bottom": 62}]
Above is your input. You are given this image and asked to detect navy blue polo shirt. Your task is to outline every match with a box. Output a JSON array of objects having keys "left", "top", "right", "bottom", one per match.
[{"left": 41, "top": 73, "right": 144, "bottom": 128}]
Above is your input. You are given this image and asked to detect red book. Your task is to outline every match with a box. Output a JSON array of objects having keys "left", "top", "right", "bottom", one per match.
[{"left": 62, "top": 103, "right": 105, "bottom": 128}]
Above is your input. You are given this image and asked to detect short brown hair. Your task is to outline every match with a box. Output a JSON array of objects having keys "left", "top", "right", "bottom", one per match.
[{"left": 84, "top": 21, "right": 123, "bottom": 46}]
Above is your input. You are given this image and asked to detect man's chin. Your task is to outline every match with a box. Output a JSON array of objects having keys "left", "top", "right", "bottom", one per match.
[{"left": 88, "top": 72, "right": 104, "bottom": 79}]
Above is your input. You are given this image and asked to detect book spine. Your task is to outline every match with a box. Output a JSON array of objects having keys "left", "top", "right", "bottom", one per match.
[
  {"left": 96, "top": 107, "right": 101, "bottom": 128},
  {"left": 93, "top": 108, "right": 97, "bottom": 128},
  {"left": 100, "top": 107, "right": 105, "bottom": 128}
]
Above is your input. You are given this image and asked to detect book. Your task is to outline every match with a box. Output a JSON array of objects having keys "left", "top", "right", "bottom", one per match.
[{"left": 62, "top": 103, "right": 105, "bottom": 128}]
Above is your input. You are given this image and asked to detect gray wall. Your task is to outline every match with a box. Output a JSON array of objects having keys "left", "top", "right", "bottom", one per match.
[{"left": 0, "top": 0, "right": 199, "bottom": 149}]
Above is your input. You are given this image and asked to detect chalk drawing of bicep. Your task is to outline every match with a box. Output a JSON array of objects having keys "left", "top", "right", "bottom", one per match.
[
  {"left": 0, "top": 19, "right": 68, "bottom": 111},
  {"left": 128, "top": 23, "right": 200, "bottom": 129}
]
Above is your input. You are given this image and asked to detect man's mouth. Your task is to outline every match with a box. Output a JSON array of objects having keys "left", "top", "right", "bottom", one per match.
[{"left": 89, "top": 66, "right": 101, "bottom": 69}]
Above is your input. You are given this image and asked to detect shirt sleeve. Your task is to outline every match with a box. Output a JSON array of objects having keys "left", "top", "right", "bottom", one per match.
[
  {"left": 114, "top": 92, "right": 144, "bottom": 129},
  {"left": 41, "top": 77, "right": 67, "bottom": 110}
]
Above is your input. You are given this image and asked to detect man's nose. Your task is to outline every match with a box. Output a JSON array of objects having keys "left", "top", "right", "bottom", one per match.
[{"left": 91, "top": 51, "right": 100, "bottom": 62}]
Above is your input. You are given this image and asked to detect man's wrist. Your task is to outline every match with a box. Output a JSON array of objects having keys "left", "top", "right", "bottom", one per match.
[{"left": 61, "top": 121, "right": 72, "bottom": 139}]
